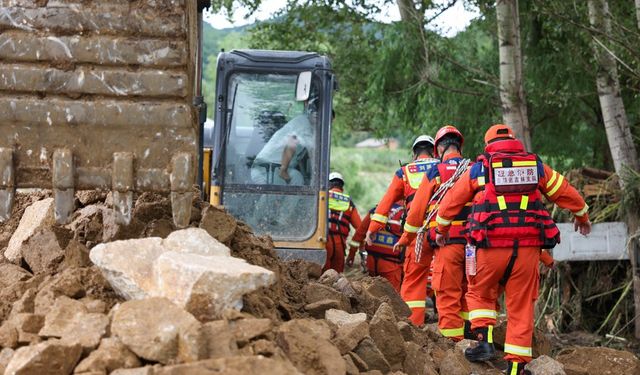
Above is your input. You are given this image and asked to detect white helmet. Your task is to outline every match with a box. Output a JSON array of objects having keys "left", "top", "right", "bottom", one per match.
[
  {"left": 412, "top": 135, "right": 435, "bottom": 151},
  {"left": 329, "top": 172, "right": 344, "bottom": 183}
]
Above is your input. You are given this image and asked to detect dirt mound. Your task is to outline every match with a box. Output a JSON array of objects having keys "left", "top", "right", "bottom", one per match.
[{"left": 0, "top": 190, "right": 638, "bottom": 374}]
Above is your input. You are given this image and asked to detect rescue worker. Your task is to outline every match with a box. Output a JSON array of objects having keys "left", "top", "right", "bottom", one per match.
[
  {"left": 434, "top": 124, "right": 591, "bottom": 374},
  {"left": 396, "top": 125, "right": 471, "bottom": 341},
  {"left": 349, "top": 202, "right": 405, "bottom": 292},
  {"left": 366, "top": 135, "right": 439, "bottom": 325},
  {"left": 325, "top": 172, "right": 362, "bottom": 273}
]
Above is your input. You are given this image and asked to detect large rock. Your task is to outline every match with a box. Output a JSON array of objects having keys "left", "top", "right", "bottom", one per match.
[
  {"left": 74, "top": 337, "right": 142, "bottom": 374},
  {"left": 527, "top": 355, "right": 566, "bottom": 375},
  {"left": 276, "top": 319, "right": 345, "bottom": 375},
  {"left": 4, "top": 339, "right": 82, "bottom": 375},
  {"left": 556, "top": 346, "right": 640, "bottom": 375},
  {"left": 21, "top": 229, "right": 66, "bottom": 275},
  {"left": 0, "top": 348, "right": 15, "bottom": 374},
  {"left": 153, "top": 252, "right": 275, "bottom": 320},
  {"left": 153, "top": 356, "right": 301, "bottom": 375},
  {"left": 0, "top": 264, "right": 33, "bottom": 288},
  {"left": 201, "top": 320, "right": 238, "bottom": 358},
  {"left": 332, "top": 321, "right": 369, "bottom": 354},
  {"left": 438, "top": 349, "right": 471, "bottom": 375},
  {"left": 403, "top": 342, "right": 437, "bottom": 375},
  {"left": 199, "top": 205, "right": 237, "bottom": 244},
  {"left": 353, "top": 337, "right": 390, "bottom": 373},
  {"left": 355, "top": 277, "right": 411, "bottom": 318},
  {"left": 230, "top": 318, "right": 273, "bottom": 346},
  {"left": 90, "top": 238, "right": 166, "bottom": 300},
  {"left": 369, "top": 303, "right": 405, "bottom": 369},
  {"left": 39, "top": 296, "right": 109, "bottom": 353},
  {"left": 162, "top": 228, "right": 230, "bottom": 257},
  {"left": 325, "top": 309, "right": 367, "bottom": 329},
  {"left": 111, "top": 298, "right": 204, "bottom": 364},
  {"left": 5, "top": 198, "right": 55, "bottom": 263},
  {"left": 304, "top": 283, "right": 350, "bottom": 312}
]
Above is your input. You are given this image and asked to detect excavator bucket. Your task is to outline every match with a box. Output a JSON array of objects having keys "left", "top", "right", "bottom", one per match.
[{"left": 0, "top": 1, "right": 205, "bottom": 227}]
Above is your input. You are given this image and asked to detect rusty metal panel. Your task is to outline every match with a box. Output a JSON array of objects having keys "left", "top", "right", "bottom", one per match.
[{"left": 0, "top": 0, "right": 199, "bottom": 226}]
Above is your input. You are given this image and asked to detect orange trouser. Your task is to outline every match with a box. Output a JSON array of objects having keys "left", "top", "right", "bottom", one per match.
[
  {"left": 366, "top": 255, "right": 403, "bottom": 292},
  {"left": 324, "top": 233, "right": 347, "bottom": 273},
  {"left": 466, "top": 246, "right": 540, "bottom": 363},
  {"left": 432, "top": 244, "right": 469, "bottom": 341},
  {"left": 401, "top": 239, "right": 433, "bottom": 325}
]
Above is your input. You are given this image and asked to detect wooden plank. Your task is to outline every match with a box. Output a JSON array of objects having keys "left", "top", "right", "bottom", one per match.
[{"left": 0, "top": 64, "right": 188, "bottom": 98}]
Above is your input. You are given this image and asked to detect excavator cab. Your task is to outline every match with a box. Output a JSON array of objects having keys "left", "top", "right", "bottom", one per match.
[{"left": 207, "top": 50, "right": 335, "bottom": 264}]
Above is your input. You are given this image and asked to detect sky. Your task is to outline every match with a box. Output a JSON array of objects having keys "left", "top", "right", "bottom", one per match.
[{"left": 204, "top": 0, "right": 481, "bottom": 37}]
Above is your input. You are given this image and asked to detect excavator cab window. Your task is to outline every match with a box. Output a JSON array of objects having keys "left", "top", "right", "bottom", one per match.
[{"left": 220, "top": 72, "right": 323, "bottom": 241}]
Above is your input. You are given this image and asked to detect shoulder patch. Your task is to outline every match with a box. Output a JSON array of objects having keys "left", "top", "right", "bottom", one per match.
[
  {"left": 469, "top": 163, "right": 485, "bottom": 179},
  {"left": 426, "top": 166, "right": 440, "bottom": 181},
  {"left": 395, "top": 168, "right": 404, "bottom": 179}
]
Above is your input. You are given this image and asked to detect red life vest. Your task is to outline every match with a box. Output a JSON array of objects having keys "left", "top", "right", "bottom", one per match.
[
  {"left": 401, "top": 157, "right": 439, "bottom": 209},
  {"left": 467, "top": 139, "right": 560, "bottom": 249},
  {"left": 365, "top": 203, "right": 405, "bottom": 263},
  {"left": 328, "top": 190, "right": 353, "bottom": 237},
  {"left": 426, "top": 158, "right": 473, "bottom": 247}
]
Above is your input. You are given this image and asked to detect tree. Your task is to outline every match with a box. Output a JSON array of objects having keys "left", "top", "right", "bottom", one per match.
[
  {"left": 636, "top": 0, "right": 640, "bottom": 30},
  {"left": 587, "top": 0, "right": 639, "bottom": 176},
  {"left": 496, "top": 0, "right": 532, "bottom": 150}
]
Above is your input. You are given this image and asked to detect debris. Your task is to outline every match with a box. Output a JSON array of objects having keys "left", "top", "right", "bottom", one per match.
[
  {"left": 526, "top": 355, "right": 566, "bottom": 375},
  {"left": 5, "top": 198, "right": 55, "bottom": 263},
  {"left": 4, "top": 339, "right": 82, "bottom": 375}
]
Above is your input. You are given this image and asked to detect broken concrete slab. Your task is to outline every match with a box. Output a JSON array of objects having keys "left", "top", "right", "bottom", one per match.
[
  {"left": 325, "top": 309, "right": 367, "bottom": 329},
  {"left": 162, "top": 228, "right": 231, "bottom": 257},
  {"left": 90, "top": 238, "right": 166, "bottom": 300},
  {"left": 5, "top": 198, "right": 55, "bottom": 263},
  {"left": 152, "top": 252, "right": 275, "bottom": 321}
]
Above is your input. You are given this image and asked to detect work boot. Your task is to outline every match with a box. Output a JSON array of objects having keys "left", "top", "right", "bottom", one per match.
[
  {"left": 506, "top": 361, "right": 532, "bottom": 375},
  {"left": 463, "top": 320, "right": 474, "bottom": 339},
  {"left": 464, "top": 326, "right": 496, "bottom": 362}
]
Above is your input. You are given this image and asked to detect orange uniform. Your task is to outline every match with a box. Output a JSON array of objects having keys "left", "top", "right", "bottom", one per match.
[
  {"left": 400, "top": 151, "right": 470, "bottom": 340},
  {"left": 436, "top": 141, "right": 588, "bottom": 364},
  {"left": 325, "top": 187, "right": 361, "bottom": 273},
  {"left": 368, "top": 154, "right": 439, "bottom": 325},
  {"left": 351, "top": 208, "right": 403, "bottom": 291}
]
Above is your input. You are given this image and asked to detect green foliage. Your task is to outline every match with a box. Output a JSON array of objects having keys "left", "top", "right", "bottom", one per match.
[{"left": 330, "top": 147, "right": 412, "bottom": 211}]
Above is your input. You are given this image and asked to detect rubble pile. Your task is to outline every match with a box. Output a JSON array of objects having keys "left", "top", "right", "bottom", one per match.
[{"left": 0, "top": 192, "right": 637, "bottom": 375}]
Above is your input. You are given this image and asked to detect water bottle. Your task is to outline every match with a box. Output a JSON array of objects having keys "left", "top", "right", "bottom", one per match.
[{"left": 465, "top": 243, "right": 477, "bottom": 276}]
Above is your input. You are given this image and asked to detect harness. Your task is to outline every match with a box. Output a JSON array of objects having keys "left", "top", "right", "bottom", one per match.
[
  {"left": 468, "top": 139, "right": 560, "bottom": 285},
  {"left": 328, "top": 191, "right": 353, "bottom": 237},
  {"left": 365, "top": 204, "right": 405, "bottom": 264},
  {"left": 401, "top": 158, "right": 439, "bottom": 208}
]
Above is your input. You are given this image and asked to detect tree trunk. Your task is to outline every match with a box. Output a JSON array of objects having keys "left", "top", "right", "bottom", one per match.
[
  {"left": 588, "top": 0, "right": 639, "bottom": 176},
  {"left": 589, "top": 0, "right": 640, "bottom": 339},
  {"left": 496, "top": 0, "right": 532, "bottom": 150},
  {"left": 635, "top": 0, "right": 640, "bottom": 30},
  {"left": 396, "top": 0, "right": 420, "bottom": 24}
]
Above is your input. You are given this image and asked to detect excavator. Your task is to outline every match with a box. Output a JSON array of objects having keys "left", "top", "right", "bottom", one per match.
[{"left": 0, "top": 1, "right": 333, "bottom": 264}]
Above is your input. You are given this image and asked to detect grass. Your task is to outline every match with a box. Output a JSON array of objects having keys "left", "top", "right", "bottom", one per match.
[{"left": 330, "top": 146, "right": 413, "bottom": 212}]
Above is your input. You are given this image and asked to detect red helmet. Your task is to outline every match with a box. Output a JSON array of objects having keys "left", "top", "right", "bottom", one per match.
[{"left": 433, "top": 125, "right": 464, "bottom": 156}]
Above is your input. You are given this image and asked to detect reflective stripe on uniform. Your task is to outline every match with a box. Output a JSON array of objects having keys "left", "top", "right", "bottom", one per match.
[
  {"left": 504, "top": 343, "right": 532, "bottom": 357},
  {"left": 348, "top": 240, "right": 360, "bottom": 247},
  {"left": 497, "top": 196, "right": 507, "bottom": 210},
  {"left": 492, "top": 161, "right": 537, "bottom": 168},
  {"left": 546, "top": 171, "right": 558, "bottom": 188},
  {"left": 440, "top": 326, "right": 464, "bottom": 338},
  {"left": 469, "top": 309, "right": 497, "bottom": 321},
  {"left": 435, "top": 215, "right": 452, "bottom": 226},
  {"left": 404, "top": 222, "right": 421, "bottom": 233},
  {"left": 519, "top": 195, "right": 529, "bottom": 210},
  {"left": 459, "top": 311, "right": 470, "bottom": 321},
  {"left": 487, "top": 325, "right": 494, "bottom": 343},
  {"left": 406, "top": 300, "right": 426, "bottom": 308},
  {"left": 371, "top": 213, "right": 388, "bottom": 223},
  {"left": 547, "top": 174, "right": 564, "bottom": 196},
  {"left": 510, "top": 364, "right": 520, "bottom": 375},
  {"left": 428, "top": 220, "right": 465, "bottom": 228},
  {"left": 477, "top": 175, "right": 485, "bottom": 186},
  {"left": 574, "top": 204, "right": 589, "bottom": 217}
]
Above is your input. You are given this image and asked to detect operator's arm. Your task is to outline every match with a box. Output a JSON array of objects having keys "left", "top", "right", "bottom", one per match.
[
  {"left": 279, "top": 136, "right": 298, "bottom": 182},
  {"left": 435, "top": 170, "right": 476, "bottom": 235},
  {"left": 397, "top": 175, "right": 436, "bottom": 246},
  {"left": 367, "top": 171, "right": 404, "bottom": 233},
  {"left": 539, "top": 164, "right": 589, "bottom": 223}
]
